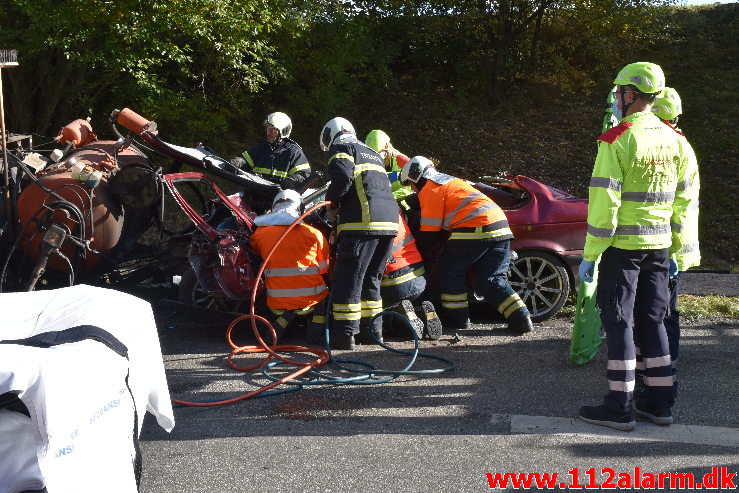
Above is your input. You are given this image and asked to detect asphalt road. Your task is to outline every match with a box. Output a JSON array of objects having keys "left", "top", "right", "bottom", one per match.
[{"left": 139, "top": 274, "right": 738, "bottom": 492}]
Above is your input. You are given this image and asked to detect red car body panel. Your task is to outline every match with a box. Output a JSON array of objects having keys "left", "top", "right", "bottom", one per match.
[{"left": 475, "top": 174, "right": 588, "bottom": 286}]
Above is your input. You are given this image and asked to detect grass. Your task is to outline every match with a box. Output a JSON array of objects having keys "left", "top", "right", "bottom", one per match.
[
  {"left": 678, "top": 295, "right": 739, "bottom": 321},
  {"left": 555, "top": 294, "right": 738, "bottom": 322}
]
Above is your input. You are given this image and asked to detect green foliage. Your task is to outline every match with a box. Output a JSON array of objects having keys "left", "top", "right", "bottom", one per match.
[
  {"left": 0, "top": 0, "right": 288, "bottom": 138},
  {"left": 679, "top": 295, "right": 739, "bottom": 321},
  {"left": 0, "top": 0, "right": 735, "bottom": 268}
]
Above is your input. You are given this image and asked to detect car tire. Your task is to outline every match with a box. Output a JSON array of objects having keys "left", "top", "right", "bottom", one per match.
[{"left": 508, "top": 250, "right": 570, "bottom": 322}]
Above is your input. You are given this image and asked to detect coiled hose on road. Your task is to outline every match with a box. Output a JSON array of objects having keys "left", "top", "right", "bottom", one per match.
[{"left": 171, "top": 201, "right": 457, "bottom": 407}]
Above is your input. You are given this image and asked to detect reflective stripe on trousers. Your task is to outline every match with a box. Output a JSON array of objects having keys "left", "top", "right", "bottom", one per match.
[
  {"left": 330, "top": 235, "right": 394, "bottom": 336},
  {"left": 597, "top": 247, "right": 672, "bottom": 412}
]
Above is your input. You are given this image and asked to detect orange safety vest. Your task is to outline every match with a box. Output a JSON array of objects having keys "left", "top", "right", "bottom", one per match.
[
  {"left": 418, "top": 176, "right": 513, "bottom": 241},
  {"left": 250, "top": 223, "right": 329, "bottom": 310},
  {"left": 385, "top": 213, "right": 423, "bottom": 274}
]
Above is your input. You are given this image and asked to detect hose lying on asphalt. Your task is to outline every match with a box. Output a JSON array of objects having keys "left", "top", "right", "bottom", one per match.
[{"left": 171, "top": 201, "right": 457, "bottom": 407}]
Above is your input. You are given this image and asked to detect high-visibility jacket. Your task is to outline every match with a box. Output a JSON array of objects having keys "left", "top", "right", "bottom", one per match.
[
  {"left": 418, "top": 173, "right": 514, "bottom": 241},
  {"left": 665, "top": 122, "right": 701, "bottom": 271},
  {"left": 325, "top": 138, "right": 399, "bottom": 237},
  {"left": 250, "top": 223, "right": 329, "bottom": 310},
  {"left": 241, "top": 138, "right": 311, "bottom": 190},
  {"left": 583, "top": 111, "right": 692, "bottom": 261},
  {"left": 386, "top": 152, "right": 414, "bottom": 201},
  {"left": 384, "top": 212, "right": 424, "bottom": 276}
]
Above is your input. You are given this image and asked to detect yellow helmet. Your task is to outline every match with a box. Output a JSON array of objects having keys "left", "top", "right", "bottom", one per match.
[
  {"left": 365, "top": 129, "right": 391, "bottom": 153},
  {"left": 651, "top": 87, "right": 682, "bottom": 121},
  {"left": 613, "top": 62, "right": 665, "bottom": 95}
]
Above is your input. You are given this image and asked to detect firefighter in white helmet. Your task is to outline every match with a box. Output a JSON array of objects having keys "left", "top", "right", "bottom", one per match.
[
  {"left": 319, "top": 117, "right": 399, "bottom": 350},
  {"left": 232, "top": 112, "right": 312, "bottom": 191},
  {"left": 250, "top": 189, "right": 330, "bottom": 344},
  {"left": 400, "top": 156, "right": 533, "bottom": 338}
]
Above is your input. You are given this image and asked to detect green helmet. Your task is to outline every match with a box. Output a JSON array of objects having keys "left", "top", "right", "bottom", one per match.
[
  {"left": 651, "top": 87, "right": 682, "bottom": 120},
  {"left": 613, "top": 62, "right": 665, "bottom": 95},
  {"left": 365, "top": 129, "right": 391, "bottom": 153}
]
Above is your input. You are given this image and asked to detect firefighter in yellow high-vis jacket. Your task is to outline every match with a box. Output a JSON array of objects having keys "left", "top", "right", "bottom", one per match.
[{"left": 578, "top": 63, "right": 695, "bottom": 432}]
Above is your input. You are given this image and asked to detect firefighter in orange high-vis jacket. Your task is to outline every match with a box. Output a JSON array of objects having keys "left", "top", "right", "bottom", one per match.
[
  {"left": 381, "top": 210, "right": 442, "bottom": 341},
  {"left": 400, "top": 156, "right": 533, "bottom": 337},
  {"left": 250, "top": 189, "right": 329, "bottom": 344}
]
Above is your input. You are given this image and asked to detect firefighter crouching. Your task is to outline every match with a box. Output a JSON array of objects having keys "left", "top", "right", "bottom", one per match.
[
  {"left": 320, "top": 117, "right": 399, "bottom": 350},
  {"left": 399, "top": 156, "right": 533, "bottom": 336},
  {"left": 381, "top": 210, "right": 442, "bottom": 341},
  {"left": 250, "top": 189, "right": 330, "bottom": 344}
]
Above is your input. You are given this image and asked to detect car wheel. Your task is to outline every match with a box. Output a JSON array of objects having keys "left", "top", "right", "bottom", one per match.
[
  {"left": 178, "top": 267, "right": 264, "bottom": 314},
  {"left": 508, "top": 251, "right": 570, "bottom": 322}
]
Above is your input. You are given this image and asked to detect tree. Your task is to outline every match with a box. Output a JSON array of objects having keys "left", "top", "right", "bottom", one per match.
[{"left": 0, "top": 0, "right": 289, "bottom": 141}]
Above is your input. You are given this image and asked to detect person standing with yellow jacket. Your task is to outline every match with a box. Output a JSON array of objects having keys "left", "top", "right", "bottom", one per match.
[
  {"left": 634, "top": 86, "right": 700, "bottom": 403},
  {"left": 578, "top": 63, "right": 694, "bottom": 431},
  {"left": 400, "top": 156, "right": 532, "bottom": 337}
]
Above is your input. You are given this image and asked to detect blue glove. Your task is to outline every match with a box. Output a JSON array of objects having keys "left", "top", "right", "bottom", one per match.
[
  {"left": 579, "top": 259, "right": 596, "bottom": 283},
  {"left": 669, "top": 258, "right": 678, "bottom": 278},
  {"left": 387, "top": 171, "right": 400, "bottom": 183}
]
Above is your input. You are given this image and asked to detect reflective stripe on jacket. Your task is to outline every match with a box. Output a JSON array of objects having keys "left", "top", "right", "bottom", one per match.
[
  {"left": 385, "top": 212, "right": 423, "bottom": 274},
  {"left": 668, "top": 124, "right": 700, "bottom": 270},
  {"left": 418, "top": 175, "right": 513, "bottom": 241},
  {"left": 241, "top": 138, "right": 311, "bottom": 190},
  {"left": 583, "top": 111, "right": 691, "bottom": 261},
  {"left": 250, "top": 223, "right": 329, "bottom": 310},
  {"left": 325, "top": 139, "right": 399, "bottom": 237}
]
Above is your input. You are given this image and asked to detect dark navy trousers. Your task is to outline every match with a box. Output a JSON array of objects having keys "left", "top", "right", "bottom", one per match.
[
  {"left": 330, "top": 235, "right": 394, "bottom": 336},
  {"left": 597, "top": 247, "right": 673, "bottom": 412},
  {"left": 437, "top": 238, "right": 529, "bottom": 328},
  {"left": 636, "top": 273, "right": 681, "bottom": 402}
]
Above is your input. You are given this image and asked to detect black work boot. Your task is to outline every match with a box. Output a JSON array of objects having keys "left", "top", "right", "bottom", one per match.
[
  {"left": 578, "top": 404, "right": 635, "bottom": 431},
  {"left": 354, "top": 328, "right": 383, "bottom": 345},
  {"left": 507, "top": 314, "right": 533, "bottom": 335},
  {"left": 635, "top": 400, "right": 673, "bottom": 425},
  {"left": 396, "top": 299, "right": 424, "bottom": 341},
  {"left": 331, "top": 332, "right": 355, "bottom": 350},
  {"left": 416, "top": 301, "right": 443, "bottom": 341}
]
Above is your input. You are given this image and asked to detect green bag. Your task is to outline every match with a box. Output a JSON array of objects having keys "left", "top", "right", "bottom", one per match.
[{"left": 570, "top": 259, "right": 604, "bottom": 365}]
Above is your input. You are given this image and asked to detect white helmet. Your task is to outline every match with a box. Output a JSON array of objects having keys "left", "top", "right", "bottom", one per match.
[
  {"left": 272, "top": 188, "right": 302, "bottom": 208},
  {"left": 319, "top": 117, "right": 355, "bottom": 151},
  {"left": 400, "top": 156, "right": 434, "bottom": 184},
  {"left": 264, "top": 112, "right": 292, "bottom": 138}
]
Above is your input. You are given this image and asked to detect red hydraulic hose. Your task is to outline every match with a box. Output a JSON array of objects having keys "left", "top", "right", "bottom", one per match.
[{"left": 171, "top": 201, "right": 332, "bottom": 407}]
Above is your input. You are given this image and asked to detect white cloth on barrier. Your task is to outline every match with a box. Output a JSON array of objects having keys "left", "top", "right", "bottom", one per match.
[{"left": 0, "top": 284, "right": 175, "bottom": 493}]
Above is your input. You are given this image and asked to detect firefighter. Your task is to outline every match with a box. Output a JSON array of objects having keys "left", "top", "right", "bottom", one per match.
[
  {"left": 320, "top": 117, "right": 399, "bottom": 350},
  {"left": 381, "top": 210, "right": 442, "bottom": 341},
  {"left": 634, "top": 87, "right": 700, "bottom": 402},
  {"left": 365, "top": 130, "right": 414, "bottom": 205},
  {"left": 250, "top": 189, "right": 329, "bottom": 344},
  {"left": 231, "top": 112, "right": 312, "bottom": 191},
  {"left": 578, "top": 63, "right": 694, "bottom": 431},
  {"left": 399, "top": 156, "right": 533, "bottom": 337}
]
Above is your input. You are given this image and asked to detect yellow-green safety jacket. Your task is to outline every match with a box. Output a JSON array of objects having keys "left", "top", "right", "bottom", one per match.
[
  {"left": 583, "top": 111, "right": 694, "bottom": 262},
  {"left": 669, "top": 125, "right": 701, "bottom": 271}
]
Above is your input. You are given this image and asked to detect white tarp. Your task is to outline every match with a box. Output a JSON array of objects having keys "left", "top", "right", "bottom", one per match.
[{"left": 0, "top": 284, "right": 175, "bottom": 493}]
